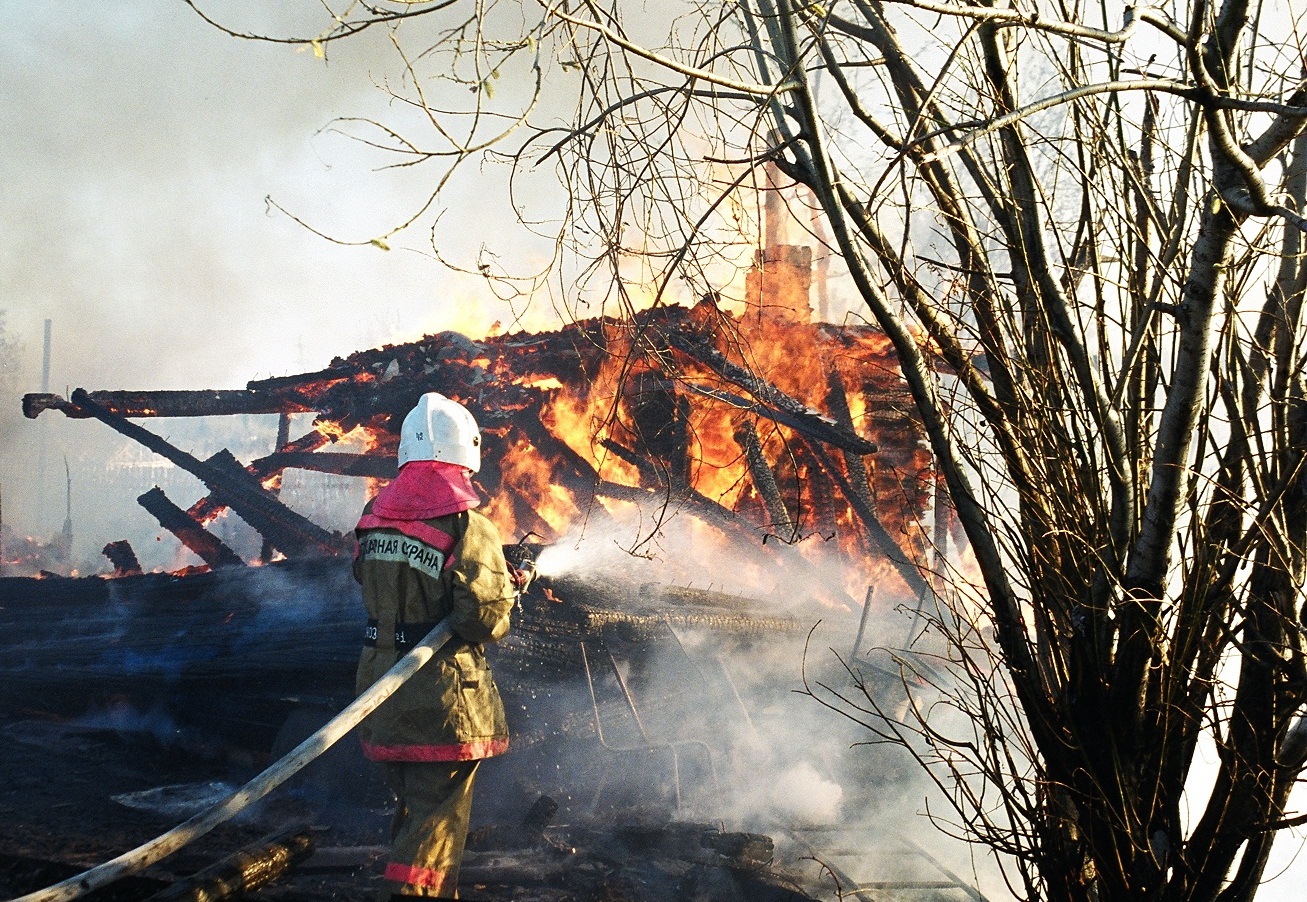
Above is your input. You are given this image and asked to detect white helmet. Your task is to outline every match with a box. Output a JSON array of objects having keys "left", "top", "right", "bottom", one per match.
[{"left": 398, "top": 392, "right": 482, "bottom": 472}]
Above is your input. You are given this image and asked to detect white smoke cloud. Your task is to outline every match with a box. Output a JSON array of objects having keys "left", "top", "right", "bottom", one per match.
[
  {"left": 762, "top": 760, "right": 845, "bottom": 825},
  {"left": 0, "top": 3, "right": 563, "bottom": 558}
]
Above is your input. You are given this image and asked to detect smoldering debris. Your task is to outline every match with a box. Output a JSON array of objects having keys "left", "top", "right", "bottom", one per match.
[
  {"left": 0, "top": 543, "right": 983, "bottom": 901},
  {"left": 148, "top": 828, "right": 316, "bottom": 902},
  {"left": 19, "top": 301, "right": 940, "bottom": 598},
  {"left": 1, "top": 295, "right": 990, "bottom": 899},
  {"left": 111, "top": 782, "right": 240, "bottom": 819},
  {"left": 461, "top": 821, "right": 815, "bottom": 902}
]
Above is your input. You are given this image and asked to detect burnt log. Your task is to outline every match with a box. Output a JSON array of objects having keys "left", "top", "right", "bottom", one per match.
[
  {"left": 138, "top": 487, "right": 247, "bottom": 570},
  {"left": 626, "top": 371, "right": 691, "bottom": 488},
  {"left": 261, "top": 412, "right": 294, "bottom": 563},
  {"left": 23, "top": 390, "right": 314, "bottom": 420},
  {"left": 638, "top": 583, "right": 758, "bottom": 611},
  {"left": 733, "top": 417, "right": 796, "bottom": 539},
  {"left": 665, "top": 332, "right": 877, "bottom": 455},
  {"left": 101, "top": 540, "right": 144, "bottom": 578},
  {"left": 204, "top": 449, "right": 345, "bottom": 557},
  {"left": 246, "top": 366, "right": 358, "bottom": 392},
  {"left": 145, "top": 828, "right": 315, "bottom": 902},
  {"left": 249, "top": 451, "right": 397, "bottom": 480},
  {"left": 190, "top": 429, "right": 336, "bottom": 524},
  {"left": 70, "top": 390, "right": 345, "bottom": 559},
  {"left": 806, "top": 440, "right": 930, "bottom": 599},
  {"left": 825, "top": 368, "right": 877, "bottom": 516},
  {"left": 599, "top": 438, "right": 661, "bottom": 488}
]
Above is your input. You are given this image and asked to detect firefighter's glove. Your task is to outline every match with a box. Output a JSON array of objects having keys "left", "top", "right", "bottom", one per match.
[{"left": 510, "top": 562, "right": 536, "bottom": 596}]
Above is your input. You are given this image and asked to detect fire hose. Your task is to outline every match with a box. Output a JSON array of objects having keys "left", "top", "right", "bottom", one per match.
[{"left": 5, "top": 619, "right": 455, "bottom": 902}]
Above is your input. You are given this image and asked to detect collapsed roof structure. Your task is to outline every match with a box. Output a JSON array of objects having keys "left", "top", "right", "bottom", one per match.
[
  {"left": 21, "top": 295, "right": 940, "bottom": 602},
  {"left": 3, "top": 236, "right": 986, "bottom": 902}
]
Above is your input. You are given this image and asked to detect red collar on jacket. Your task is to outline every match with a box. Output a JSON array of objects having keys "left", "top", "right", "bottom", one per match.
[{"left": 368, "top": 460, "right": 480, "bottom": 521}]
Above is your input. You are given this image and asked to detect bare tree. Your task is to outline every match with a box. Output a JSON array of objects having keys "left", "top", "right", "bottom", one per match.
[{"left": 192, "top": 0, "right": 1307, "bottom": 898}]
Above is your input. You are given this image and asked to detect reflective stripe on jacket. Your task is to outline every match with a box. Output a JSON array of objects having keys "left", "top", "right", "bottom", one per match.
[{"left": 354, "top": 504, "right": 514, "bottom": 761}]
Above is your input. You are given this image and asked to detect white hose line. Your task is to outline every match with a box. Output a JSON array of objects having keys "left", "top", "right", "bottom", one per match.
[{"left": 6, "top": 620, "right": 454, "bottom": 902}]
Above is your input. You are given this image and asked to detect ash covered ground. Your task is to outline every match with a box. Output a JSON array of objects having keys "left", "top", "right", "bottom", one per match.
[
  {"left": 0, "top": 562, "right": 913, "bottom": 902},
  {"left": 0, "top": 541, "right": 992, "bottom": 902},
  {"left": 0, "top": 694, "right": 827, "bottom": 902}
]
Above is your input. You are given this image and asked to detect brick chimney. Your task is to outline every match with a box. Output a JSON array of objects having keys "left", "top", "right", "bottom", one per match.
[{"left": 745, "top": 164, "right": 813, "bottom": 324}]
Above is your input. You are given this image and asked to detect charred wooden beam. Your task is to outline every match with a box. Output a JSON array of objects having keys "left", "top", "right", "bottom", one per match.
[
  {"left": 509, "top": 420, "right": 627, "bottom": 540},
  {"left": 822, "top": 368, "right": 934, "bottom": 593},
  {"left": 682, "top": 381, "right": 869, "bottom": 461},
  {"left": 139, "top": 487, "right": 247, "bottom": 569},
  {"left": 190, "top": 429, "right": 336, "bottom": 523},
  {"left": 273, "top": 412, "right": 292, "bottom": 450},
  {"left": 591, "top": 438, "right": 743, "bottom": 532},
  {"left": 146, "top": 828, "right": 315, "bottom": 902},
  {"left": 249, "top": 451, "right": 397, "bottom": 479},
  {"left": 519, "top": 418, "right": 775, "bottom": 558},
  {"left": 806, "top": 441, "right": 930, "bottom": 599},
  {"left": 205, "top": 449, "right": 346, "bottom": 557},
  {"left": 70, "top": 389, "right": 345, "bottom": 558},
  {"left": 261, "top": 412, "right": 293, "bottom": 564},
  {"left": 280, "top": 427, "right": 334, "bottom": 454},
  {"left": 570, "top": 603, "right": 802, "bottom": 639},
  {"left": 23, "top": 389, "right": 313, "bottom": 420},
  {"left": 599, "top": 438, "right": 661, "bottom": 488},
  {"left": 638, "top": 583, "right": 758, "bottom": 611},
  {"left": 626, "top": 370, "right": 691, "bottom": 488},
  {"left": 516, "top": 417, "right": 605, "bottom": 492},
  {"left": 825, "top": 367, "right": 877, "bottom": 517},
  {"left": 664, "top": 332, "right": 877, "bottom": 455},
  {"left": 101, "top": 540, "right": 144, "bottom": 577},
  {"left": 733, "top": 417, "right": 796, "bottom": 539},
  {"left": 798, "top": 440, "right": 844, "bottom": 537},
  {"left": 246, "top": 365, "right": 357, "bottom": 392}
]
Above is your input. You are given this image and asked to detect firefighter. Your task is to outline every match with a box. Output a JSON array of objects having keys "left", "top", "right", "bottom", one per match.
[{"left": 354, "top": 392, "right": 519, "bottom": 900}]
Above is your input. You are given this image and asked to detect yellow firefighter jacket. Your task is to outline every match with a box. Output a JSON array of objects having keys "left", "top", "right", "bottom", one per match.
[{"left": 353, "top": 503, "right": 514, "bottom": 761}]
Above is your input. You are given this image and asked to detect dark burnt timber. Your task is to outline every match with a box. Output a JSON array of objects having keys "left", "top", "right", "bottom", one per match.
[
  {"left": 599, "top": 438, "right": 662, "bottom": 487},
  {"left": 251, "top": 451, "right": 398, "bottom": 480},
  {"left": 138, "top": 487, "right": 247, "bottom": 569},
  {"left": 627, "top": 371, "right": 692, "bottom": 489},
  {"left": 145, "top": 828, "right": 314, "bottom": 902},
  {"left": 261, "top": 413, "right": 293, "bottom": 563},
  {"left": 807, "top": 440, "right": 931, "bottom": 600},
  {"left": 101, "top": 540, "right": 144, "bottom": 578},
  {"left": 245, "top": 365, "right": 358, "bottom": 392},
  {"left": 734, "top": 416, "right": 796, "bottom": 539},
  {"left": 661, "top": 330, "right": 878, "bottom": 455},
  {"left": 825, "top": 367, "right": 877, "bottom": 517},
  {"left": 69, "top": 389, "right": 345, "bottom": 559},
  {"left": 190, "top": 429, "right": 335, "bottom": 524},
  {"left": 22, "top": 390, "right": 314, "bottom": 420}
]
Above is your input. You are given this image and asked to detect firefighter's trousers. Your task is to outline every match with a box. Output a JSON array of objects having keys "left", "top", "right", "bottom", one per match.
[{"left": 382, "top": 760, "right": 480, "bottom": 899}]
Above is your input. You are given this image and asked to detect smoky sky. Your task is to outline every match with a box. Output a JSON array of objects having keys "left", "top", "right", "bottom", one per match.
[{"left": 0, "top": 1, "right": 557, "bottom": 544}]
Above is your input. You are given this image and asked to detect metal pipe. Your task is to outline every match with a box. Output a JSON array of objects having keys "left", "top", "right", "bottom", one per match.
[{"left": 41, "top": 320, "right": 51, "bottom": 394}]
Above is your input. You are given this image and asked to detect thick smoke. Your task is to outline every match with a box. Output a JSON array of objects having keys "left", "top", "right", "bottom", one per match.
[
  {"left": 0, "top": 4, "right": 553, "bottom": 566},
  {"left": 524, "top": 506, "right": 1009, "bottom": 897}
]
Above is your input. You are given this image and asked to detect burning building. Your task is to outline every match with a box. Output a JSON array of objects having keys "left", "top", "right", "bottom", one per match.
[
  {"left": 1, "top": 266, "right": 988, "bottom": 901},
  {"left": 19, "top": 297, "right": 939, "bottom": 597}
]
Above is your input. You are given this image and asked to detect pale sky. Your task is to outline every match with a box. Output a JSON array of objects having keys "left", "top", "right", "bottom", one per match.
[{"left": 0, "top": 1, "right": 562, "bottom": 549}]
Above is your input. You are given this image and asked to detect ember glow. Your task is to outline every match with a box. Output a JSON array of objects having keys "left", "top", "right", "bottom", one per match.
[{"left": 23, "top": 297, "right": 941, "bottom": 603}]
